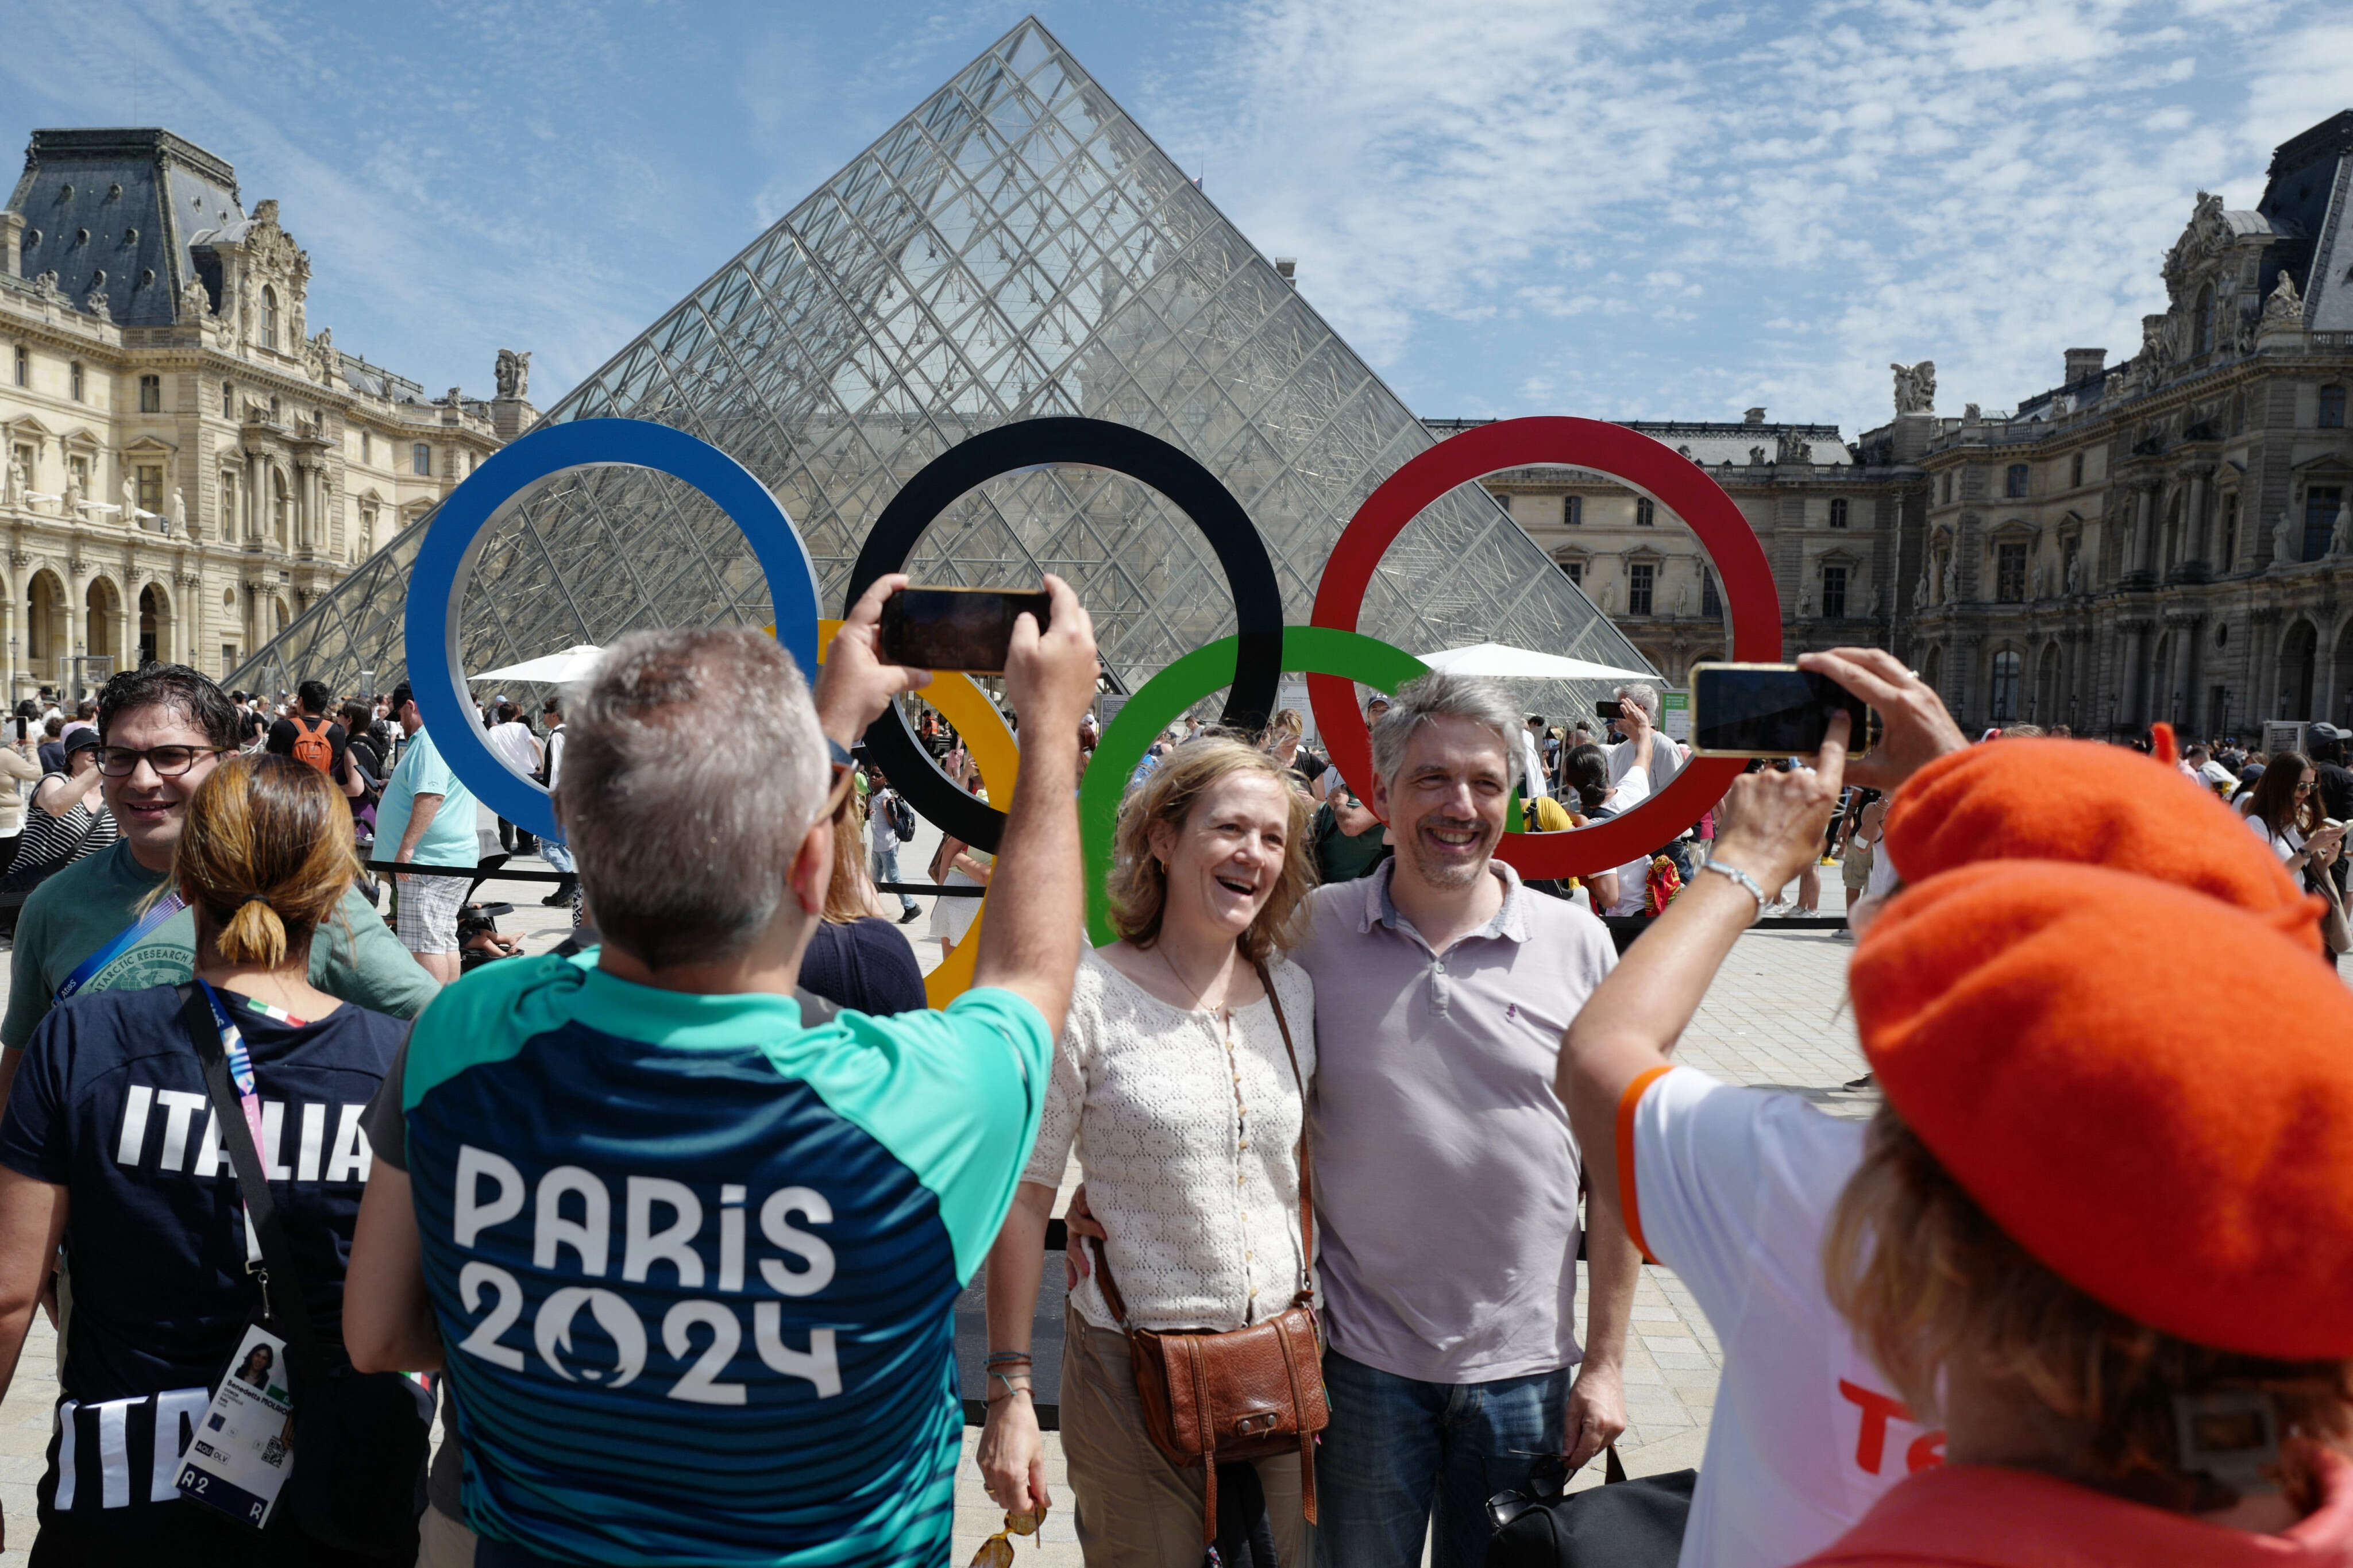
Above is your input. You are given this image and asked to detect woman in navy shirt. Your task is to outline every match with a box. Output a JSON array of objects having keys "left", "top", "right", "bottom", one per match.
[{"left": 0, "top": 754, "right": 408, "bottom": 1564}]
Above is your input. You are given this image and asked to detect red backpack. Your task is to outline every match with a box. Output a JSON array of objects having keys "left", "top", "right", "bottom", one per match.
[{"left": 290, "top": 715, "right": 335, "bottom": 774}]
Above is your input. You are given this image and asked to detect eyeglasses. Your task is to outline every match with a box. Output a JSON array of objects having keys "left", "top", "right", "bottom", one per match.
[
  {"left": 969, "top": 1502, "right": 1047, "bottom": 1566},
  {"left": 94, "top": 745, "right": 228, "bottom": 778},
  {"left": 823, "top": 760, "right": 859, "bottom": 822}
]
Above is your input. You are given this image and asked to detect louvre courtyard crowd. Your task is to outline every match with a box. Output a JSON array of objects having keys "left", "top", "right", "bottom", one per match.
[{"left": 0, "top": 573, "right": 2339, "bottom": 1568}]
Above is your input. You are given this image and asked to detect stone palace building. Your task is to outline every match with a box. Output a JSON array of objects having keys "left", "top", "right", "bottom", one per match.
[
  {"left": 1467, "top": 109, "right": 2353, "bottom": 741},
  {"left": 0, "top": 128, "right": 530, "bottom": 697}
]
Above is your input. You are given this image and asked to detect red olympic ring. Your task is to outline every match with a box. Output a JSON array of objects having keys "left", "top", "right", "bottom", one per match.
[{"left": 1307, "top": 416, "right": 1782, "bottom": 879}]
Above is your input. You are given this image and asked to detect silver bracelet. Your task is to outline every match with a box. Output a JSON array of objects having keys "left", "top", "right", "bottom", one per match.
[{"left": 1702, "top": 860, "right": 1766, "bottom": 922}]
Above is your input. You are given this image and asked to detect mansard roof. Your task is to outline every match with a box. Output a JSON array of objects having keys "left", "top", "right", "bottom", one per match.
[{"left": 6, "top": 127, "right": 244, "bottom": 328}]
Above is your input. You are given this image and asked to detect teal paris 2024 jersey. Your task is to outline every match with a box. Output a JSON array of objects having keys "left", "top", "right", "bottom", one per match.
[{"left": 401, "top": 949, "right": 1050, "bottom": 1566}]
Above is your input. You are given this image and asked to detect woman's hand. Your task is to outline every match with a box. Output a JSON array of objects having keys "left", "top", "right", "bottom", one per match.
[
  {"left": 976, "top": 1387, "right": 1050, "bottom": 1516},
  {"left": 1062, "top": 1184, "right": 1106, "bottom": 1289},
  {"left": 1710, "top": 714, "right": 1850, "bottom": 895},
  {"left": 1795, "top": 649, "right": 1966, "bottom": 795}
]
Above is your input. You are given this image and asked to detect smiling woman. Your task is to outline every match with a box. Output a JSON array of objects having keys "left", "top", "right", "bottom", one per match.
[{"left": 977, "top": 737, "right": 1324, "bottom": 1559}]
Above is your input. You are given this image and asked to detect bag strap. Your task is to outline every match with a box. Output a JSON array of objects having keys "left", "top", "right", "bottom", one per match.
[
  {"left": 175, "top": 983, "right": 330, "bottom": 1391},
  {"left": 1252, "top": 961, "right": 1314, "bottom": 1308}
]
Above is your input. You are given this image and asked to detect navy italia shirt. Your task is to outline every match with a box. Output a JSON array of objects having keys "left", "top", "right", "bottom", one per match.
[
  {"left": 398, "top": 948, "right": 1050, "bottom": 1566},
  {"left": 0, "top": 985, "right": 402, "bottom": 1531}
]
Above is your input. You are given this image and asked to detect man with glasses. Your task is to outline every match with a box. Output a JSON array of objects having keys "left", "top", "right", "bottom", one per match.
[
  {"left": 377, "top": 682, "right": 483, "bottom": 985},
  {"left": 0, "top": 664, "right": 434, "bottom": 1076}
]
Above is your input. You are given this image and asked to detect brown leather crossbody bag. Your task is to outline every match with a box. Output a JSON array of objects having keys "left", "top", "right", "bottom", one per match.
[{"left": 1091, "top": 961, "right": 1329, "bottom": 1544}]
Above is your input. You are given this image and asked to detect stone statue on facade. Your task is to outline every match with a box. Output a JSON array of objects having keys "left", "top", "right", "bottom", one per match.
[
  {"left": 495, "top": 349, "right": 532, "bottom": 400},
  {"left": 4, "top": 454, "right": 23, "bottom": 507},
  {"left": 1868, "top": 585, "right": 1883, "bottom": 620},
  {"left": 1777, "top": 433, "right": 1812, "bottom": 464},
  {"left": 2262, "top": 270, "right": 2303, "bottom": 323},
  {"left": 179, "top": 279, "right": 211, "bottom": 322},
  {"left": 1673, "top": 582, "right": 1692, "bottom": 616},
  {"left": 1892, "top": 361, "right": 1936, "bottom": 415},
  {"left": 2272, "top": 513, "right": 2300, "bottom": 567},
  {"left": 84, "top": 288, "right": 111, "bottom": 324},
  {"left": 170, "top": 488, "right": 187, "bottom": 532},
  {"left": 1749, "top": 446, "right": 1766, "bottom": 465},
  {"left": 2335, "top": 497, "right": 2353, "bottom": 557},
  {"left": 1600, "top": 580, "right": 1617, "bottom": 615},
  {"left": 124, "top": 476, "right": 142, "bottom": 521},
  {"left": 2033, "top": 561, "right": 2049, "bottom": 599},
  {"left": 1797, "top": 585, "right": 1815, "bottom": 617},
  {"left": 1940, "top": 551, "right": 1958, "bottom": 603},
  {"left": 1963, "top": 402, "right": 1981, "bottom": 422}
]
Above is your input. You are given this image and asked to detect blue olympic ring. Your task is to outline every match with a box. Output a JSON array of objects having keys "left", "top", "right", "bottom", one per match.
[{"left": 403, "top": 418, "right": 823, "bottom": 844}]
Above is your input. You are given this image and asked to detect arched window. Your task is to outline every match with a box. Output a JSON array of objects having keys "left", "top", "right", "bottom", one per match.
[
  {"left": 261, "top": 286, "right": 280, "bottom": 350},
  {"left": 2322, "top": 385, "right": 2347, "bottom": 430},
  {"left": 1989, "top": 648, "right": 2022, "bottom": 724}
]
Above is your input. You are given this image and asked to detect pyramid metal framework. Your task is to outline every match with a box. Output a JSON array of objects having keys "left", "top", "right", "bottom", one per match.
[{"left": 233, "top": 18, "right": 1650, "bottom": 717}]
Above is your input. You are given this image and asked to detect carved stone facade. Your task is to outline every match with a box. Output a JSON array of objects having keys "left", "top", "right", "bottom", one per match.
[
  {"left": 1445, "top": 409, "right": 1920, "bottom": 686},
  {"left": 0, "top": 129, "right": 530, "bottom": 692},
  {"left": 1892, "top": 110, "right": 2353, "bottom": 738}
]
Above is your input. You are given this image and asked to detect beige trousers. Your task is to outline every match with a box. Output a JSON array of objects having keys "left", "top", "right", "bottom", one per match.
[
  {"left": 417, "top": 1503, "right": 477, "bottom": 1568},
  {"left": 1061, "top": 1317, "right": 1309, "bottom": 1568}
]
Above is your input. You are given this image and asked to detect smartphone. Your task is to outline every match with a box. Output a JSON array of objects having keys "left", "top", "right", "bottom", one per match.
[
  {"left": 1689, "top": 662, "right": 1873, "bottom": 758},
  {"left": 877, "top": 586, "right": 1052, "bottom": 674},
  {"left": 1596, "top": 700, "right": 1625, "bottom": 720}
]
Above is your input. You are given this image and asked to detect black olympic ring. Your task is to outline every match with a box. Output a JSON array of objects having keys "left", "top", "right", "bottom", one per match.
[{"left": 847, "top": 416, "right": 1286, "bottom": 852}]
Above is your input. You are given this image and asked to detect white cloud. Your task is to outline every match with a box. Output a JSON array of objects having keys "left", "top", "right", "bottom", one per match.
[{"left": 1145, "top": 0, "right": 2342, "bottom": 434}]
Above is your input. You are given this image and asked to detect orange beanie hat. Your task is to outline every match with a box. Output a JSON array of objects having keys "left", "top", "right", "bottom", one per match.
[
  {"left": 1852, "top": 858, "right": 2353, "bottom": 1360},
  {"left": 1883, "top": 736, "right": 2323, "bottom": 951}
]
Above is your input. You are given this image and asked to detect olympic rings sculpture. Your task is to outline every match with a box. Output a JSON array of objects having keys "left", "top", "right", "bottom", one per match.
[{"left": 411, "top": 412, "right": 1779, "bottom": 972}]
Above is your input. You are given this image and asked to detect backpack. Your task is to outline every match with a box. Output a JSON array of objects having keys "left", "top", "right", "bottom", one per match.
[
  {"left": 888, "top": 792, "right": 916, "bottom": 843},
  {"left": 290, "top": 716, "right": 335, "bottom": 774}
]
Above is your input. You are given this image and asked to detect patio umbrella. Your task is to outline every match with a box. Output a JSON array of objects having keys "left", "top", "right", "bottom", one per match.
[
  {"left": 1415, "top": 642, "right": 1652, "bottom": 682},
  {"left": 468, "top": 644, "right": 606, "bottom": 684}
]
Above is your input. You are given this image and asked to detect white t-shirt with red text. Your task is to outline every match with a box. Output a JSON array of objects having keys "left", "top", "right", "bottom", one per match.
[{"left": 1626, "top": 1065, "right": 1944, "bottom": 1568}]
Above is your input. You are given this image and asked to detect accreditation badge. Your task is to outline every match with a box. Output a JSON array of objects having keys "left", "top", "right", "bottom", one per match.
[{"left": 174, "top": 1323, "right": 296, "bottom": 1528}]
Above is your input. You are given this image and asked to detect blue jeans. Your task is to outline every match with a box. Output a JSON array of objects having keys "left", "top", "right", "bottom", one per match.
[
  {"left": 1317, "top": 1349, "right": 1571, "bottom": 1568},
  {"left": 871, "top": 842, "right": 917, "bottom": 913}
]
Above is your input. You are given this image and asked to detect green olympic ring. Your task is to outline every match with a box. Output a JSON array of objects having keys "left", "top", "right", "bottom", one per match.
[{"left": 1082, "top": 627, "right": 1434, "bottom": 947}]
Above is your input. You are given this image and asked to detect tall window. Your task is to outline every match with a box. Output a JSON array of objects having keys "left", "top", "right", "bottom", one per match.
[
  {"left": 138, "top": 374, "right": 160, "bottom": 413},
  {"left": 1701, "top": 568, "right": 1721, "bottom": 618},
  {"left": 1634, "top": 497, "right": 1656, "bottom": 527},
  {"left": 2005, "top": 464, "right": 2029, "bottom": 499},
  {"left": 1996, "top": 541, "right": 2028, "bottom": 602},
  {"left": 361, "top": 431, "right": 372, "bottom": 465},
  {"left": 1559, "top": 559, "right": 1583, "bottom": 585},
  {"left": 2071, "top": 451, "right": 2085, "bottom": 489},
  {"left": 1628, "top": 561, "right": 1654, "bottom": 615},
  {"left": 11, "top": 346, "right": 24, "bottom": 387},
  {"left": 412, "top": 443, "right": 431, "bottom": 476},
  {"left": 136, "top": 465, "right": 162, "bottom": 515},
  {"left": 1829, "top": 498, "right": 1849, "bottom": 529},
  {"left": 1989, "top": 649, "right": 2022, "bottom": 724},
  {"left": 261, "top": 286, "right": 280, "bottom": 350},
  {"left": 1821, "top": 563, "right": 1848, "bottom": 619},
  {"left": 2306, "top": 487, "right": 2344, "bottom": 563},
  {"left": 2221, "top": 492, "right": 2240, "bottom": 566},
  {"left": 2323, "top": 385, "right": 2347, "bottom": 429},
  {"left": 1563, "top": 495, "right": 1581, "bottom": 526},
  {"left": 68, "top": 361, "right": 84, "bottom": 401},
  {"left": 1940, "top": 472, "right": 1953, "bottom": 505}
]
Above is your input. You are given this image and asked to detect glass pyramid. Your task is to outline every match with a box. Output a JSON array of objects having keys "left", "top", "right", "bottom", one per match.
[{"left": 233, "top": 17, "right": 1651, "bottom": 721}]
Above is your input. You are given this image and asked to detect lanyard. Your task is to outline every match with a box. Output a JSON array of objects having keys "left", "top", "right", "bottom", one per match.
[
  {"left": 55, "top": 891, "right": 187, "bottom": 1003},
  {"left": 195, "top": 982, "right": 306, "bottom": 1264}
]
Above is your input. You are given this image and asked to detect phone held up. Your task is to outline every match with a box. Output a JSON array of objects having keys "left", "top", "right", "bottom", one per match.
[
  {"left": 877, "top": 585, "right": 1052, "bottom": 674},
  {"left": 1688, "top": 662, "right": 1874, "bottom": 759},
  {"left": 1595, "top": 699, "right": 1625, "bottom": 721}
]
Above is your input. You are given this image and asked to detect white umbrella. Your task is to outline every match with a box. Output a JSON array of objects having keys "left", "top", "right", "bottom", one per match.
[
  {"left": 468, "top": 644, "right": 605, "bottom": 684},
  {"left": 1415, "top": 642, "right": 1652, "bottom": 682}
]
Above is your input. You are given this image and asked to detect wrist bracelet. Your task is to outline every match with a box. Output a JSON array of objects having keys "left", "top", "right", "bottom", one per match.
[
  {"left": 1702, "top": 860, "right": 1766, "bottom": 922},
  {"left": 984, "top": 1351, "right": 1034, "bottom": 1368}
]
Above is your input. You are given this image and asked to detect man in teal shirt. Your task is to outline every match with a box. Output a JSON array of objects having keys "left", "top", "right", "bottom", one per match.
[
  {"left": 345, "top": 575, "right": 1101, "bottom": 1567},
  {"left": 376, "top": 681, "right": 481, "bottom": 984},
  {"left": 1, "top": 665, "right": 435, "bottom": 1071}
]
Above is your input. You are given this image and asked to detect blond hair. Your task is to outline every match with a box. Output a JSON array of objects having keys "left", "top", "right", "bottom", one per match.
[
  {"left": 823, "top": 804, "right": 880, "bottom": 924},
  {"left": 1824, "top": 1106, "right": 2353, "bottom": 1511},
  {"left": 1106, "top": 738, "right": 1314, "bottom": 963},
  {"left": 172, "top": 754, "right": 357, "bottom": 970}
]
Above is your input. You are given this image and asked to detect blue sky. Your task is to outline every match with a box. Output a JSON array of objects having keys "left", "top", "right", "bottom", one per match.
[{"left": 5, "top": 0, "right": 2346, "bottom": 441}]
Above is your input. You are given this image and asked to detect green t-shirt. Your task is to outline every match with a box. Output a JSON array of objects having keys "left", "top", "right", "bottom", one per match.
[{"left": 1, "top": 840, "right": 441, "bottom": 1050}]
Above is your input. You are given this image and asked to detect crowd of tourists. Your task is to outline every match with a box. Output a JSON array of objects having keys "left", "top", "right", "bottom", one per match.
[{"left": 0, "top": 580, "right": 2340, "bottom": 1568}]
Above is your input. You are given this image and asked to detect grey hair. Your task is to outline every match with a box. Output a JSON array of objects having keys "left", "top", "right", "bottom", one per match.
[
  {"left": 1370, "top": 670, "right": 1523, "bottom": 791},
  {"left": 556, "top": 628, "right": 829, "bottom": 968},
  {"left": 1614, "top": 682, "right": 1662, "bottom": 723}
]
